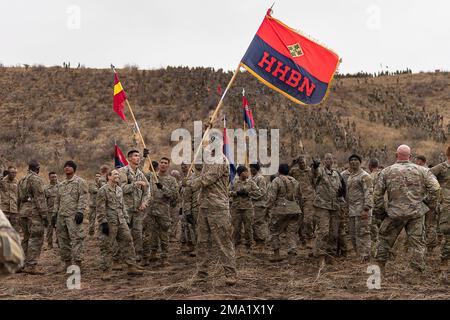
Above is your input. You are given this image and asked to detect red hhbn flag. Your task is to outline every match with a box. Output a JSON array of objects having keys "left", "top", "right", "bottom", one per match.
[{"left": 113, "top": 73, "right": 127, "bottom": 121}]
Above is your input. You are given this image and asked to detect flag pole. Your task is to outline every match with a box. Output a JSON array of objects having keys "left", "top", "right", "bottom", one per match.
[
  {"left": 242, "top": 88, "right": 249, "bottom": 167},
  {"left": 187, "top": 63, "right": 241, "bottom": 178},
  {"left": 111, "top": 65, "right": 159, "bottom": 182}
]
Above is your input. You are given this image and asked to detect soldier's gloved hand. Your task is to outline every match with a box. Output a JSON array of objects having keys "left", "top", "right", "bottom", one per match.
[
  {"left": 100, "top": 222, "right": 109, "bottom": 236},
  {"left": 237, "top": 190, "right": 248, "bottom": 197},
  {"left": 143, "top": 148, "right": 150, "bottom": 158},
  {"left": 311, "top": 160, "right": 321, "bottom": 169},
  {"left": 155, "top": 182, "right": 163, "bottom": 190},
  {"left": 51, "top": 216, "right": 57, "bottom": 227},
  {"left": 42, "top": 216, "right": 49, "bottom": 228},
  {"left": 75, "top": 212, "right": 84, "bottom": 225}
]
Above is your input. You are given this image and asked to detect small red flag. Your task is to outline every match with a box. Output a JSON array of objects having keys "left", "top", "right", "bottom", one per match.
[
  {"left": 113, "top": 73, "right": 127, "bottom": 121},
  {"left": 114, "top": 143, "right": 128, "bottom": 168}
]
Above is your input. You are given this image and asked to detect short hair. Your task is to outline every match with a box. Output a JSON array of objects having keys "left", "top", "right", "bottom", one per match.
[
  {"left": 160, "top": 157, "right": 170, "bottom": 163},
  {"left": 415, "top": 155, "right": 426, "bottom": 163},
  {"left": 369, "top": 158, "right": 379, "bottom": 168},
  {"left": 48, "top": 171, "right": 56, "bottom": 176},
  {"left": 28, "top": 160, "right": 40, "bottom": 171},
  {"left": 446, "top": 146, "right": 450, "bottom": 157},
  {"left": 100, "top": 165, "right": 110, "bottom": 174},
  {"left": 152, "top": 161, "right": 159, "bottom": 169},
  {"left": 236, "top": 165, "right": 248, "bottom": 176},
  {"left": 106, "top": 169, "right": 115, "bottom": 178},
  {"left": 7, "top": 166, "right": 16, "bottom": 171},
  {"left": 127, "top": 149, "right": 140, "bottom": 157},
  {"left": 278, "top": 163, "right": 290, "bottom": 175},
  {"left": 250, "top": 162, "right": 261, "bottom": 172},
  {"left": 64, "top": 160, "right": 77, "bottom": 172}
]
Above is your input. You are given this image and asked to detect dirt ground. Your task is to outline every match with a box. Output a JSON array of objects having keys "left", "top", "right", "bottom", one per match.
[{"left": 1, "top": 228, "right": 449, "bottom": 300}]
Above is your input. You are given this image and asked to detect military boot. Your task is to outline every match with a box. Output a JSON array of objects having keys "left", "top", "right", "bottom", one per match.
[
  {"left": 288, "top": 253, "right": 297, "bottom": 265},
  {"left": 270, "top": 249, "right": 283, "bottom": 262}
]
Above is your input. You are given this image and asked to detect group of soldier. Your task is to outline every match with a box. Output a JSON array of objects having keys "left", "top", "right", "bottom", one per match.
[{"left": 1, "top": 139, "right": 450, "bottom": 285}]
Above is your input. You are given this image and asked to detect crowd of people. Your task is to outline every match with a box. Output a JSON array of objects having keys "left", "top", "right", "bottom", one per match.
[{"left": 1, "top": 140, "right": 450, "bottom": 285}]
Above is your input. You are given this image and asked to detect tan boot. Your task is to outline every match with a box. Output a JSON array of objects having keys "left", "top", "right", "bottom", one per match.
[
  {"left": 127, "top": 264, "right": 144, "bottom": 276},
  {"left": 101, "top": 269, "right": 112, "bottom": 281}
]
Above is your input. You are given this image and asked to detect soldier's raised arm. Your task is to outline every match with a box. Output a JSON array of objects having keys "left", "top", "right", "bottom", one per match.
[{"left": 191, "top": 162, "right": 226, "bottom": 190}]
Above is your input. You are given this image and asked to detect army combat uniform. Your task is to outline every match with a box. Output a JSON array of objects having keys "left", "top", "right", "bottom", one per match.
[
  {"left": 53, "top": 175, "right": 89, "bottom": 267},
  {"left": 118, "top": 165, "right": 149, "bottom": 261},
  {"left": 18, "top": 171, "right": 48, "bottom": 269},
  {"left": 369, "top": 169, "right": 383, "bottom": 257},
  {"left": 44, "top": 182, "right": 59, "bottom": 248},
  {"left": 266, "top": 175, "right": 302, "bottom": 259},
  {"left": 143, "top": 172, "right": 178, "bottom": 263},
  {"left": 88, "top": 180, "right": 104, "bottom": 236},
  {"left": 374, "top": 160, "right": 440, "bottom": 271},
  {"left": 230, "top": 178, "right": 263, "bottom": 248},
  {"left": 96, "top": 184, "right": 138, "bottom": 271},
  {"left": 181, "top": 170, "right": 201, "bottom": 252},
  {"left": 0, "top": 209, "right": 24, "bottom": 275},
  {"left": 431, "top": 162, "right": 450, "bottom": 266},
  {"left": 0, "top": 176, "right": 19, "bottom": 231},
  {"left": 342, "top": 169, "right": 373, "bottom": 260},
  {"left": 250, "top": 173, "right": 269, "bottom": 244}
]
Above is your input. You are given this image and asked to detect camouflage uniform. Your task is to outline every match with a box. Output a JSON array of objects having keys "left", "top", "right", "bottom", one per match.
[
  {"left": 0, "top": 209, "right": 24, "bottom": 275},
  {"left": 118, "top": 165, "right": 149, "bottom": 260},
  {"left": 289, "top": 166, "right": 315, "bottom": 241},
  {"left": 143, "top": 172, "right": 178, "bottom": 261},
  {"left": 53, "top": 175, "right": 89, "bottom": 266},
  {"left": 0, "top": 176, "right": 19, "bottom": 231},
  {"left": 96, "top": 184, "right": 137, "bottom": 271},
  {"left": 88, "top": 180, "right": 103, "bottom": 236},
  {"left": 230, "top": 178, "right": 263, "bottom": 248},
  {"left": 181, "top": 170, "right": 201, "bottom": 249},
  {"left": 370, "top": 169, "right": 383, "bottom": 256},
  {"left": 374, "top": 161, "right": 440, "bottom": 271},
  {"left": 188, "top": 155, "right": 236, "bottom": 279},
  {"left": 266, "top": 175, "right": 302, "bottom": 255},
  {"left": 342, "top": 169, "right": 373, "bottom": 259},
  {"left": 312, "top": 166, "right": 343, "bottom": 257},
  {"left": 250, "top": 173, "right": 269, "bottom": 243},
  {"left": 169, "top": 181, "right": 182, "bottom": 241},
  {"left": 430, "top": 162, "right": 450, "bottom": 262},
  {"left": 17, "top": 171, "right": 48, "bottom": 267},
  {"left": 44, "top": 182, "right": 59, "bottom": 247}
]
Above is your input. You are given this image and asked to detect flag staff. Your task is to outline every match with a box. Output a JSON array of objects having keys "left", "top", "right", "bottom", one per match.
[
  {"left": 187, "top": 63, "right": 241, "bottom": 178},
  {"left": 111, "top": 64, "right": 159, "bottom": 182},
  {"left": 242, "top": 88, "right": 249, "bottom": 167}
]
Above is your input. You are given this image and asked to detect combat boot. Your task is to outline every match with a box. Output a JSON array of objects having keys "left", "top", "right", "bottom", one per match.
[
  {"left": 101, "top": 269, "right": 112, "bottom": 281},
  {"left": 270, "top": 249, "right": 283, "bottom": 262},
  {"left": 126, "top": 264, "right": 144, "bottom": 276}
]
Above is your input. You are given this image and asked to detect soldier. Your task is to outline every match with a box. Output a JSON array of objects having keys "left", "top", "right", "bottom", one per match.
[
  {"left": 181, "top": 163, "right": 202, "bottom": 256},
  {"left": 374, "top": 145, "right": 440, "bottom": 273},
  {"left": 118, "top": 150, "right": 149, "bottom": 262},
  {"left": 17, "top": 160, "right": 48, "bottom": 273},
  {"left": 341, "top": 154, "right": 373, "bottom": 262},
  {"left": 184, "top": 134, "right": 236, "bottom": 286},
  {"left": 312, "top": 153, "right": 345, "bottom": 266},
  {"left": 266, "top": 164, "right": 302, "bottom": 264},
  {"left": 230, "top": 165, "right": 263, "bottom": 250},
  {"left": 430, "top": 146, "right": 450, "bottom": 281},
  {"left": 0, "top": 209, "right": 24, "bottom": 275},
  {"left": 142, "top": 157, "right": 178, "bottom": 266},
  {"left": 96, "top": 169, "right": 143, "bottom": 280},
  {"left": 368, "top": 158, "right": 383, "bottom": 257},
  {"left": 414, "top": 155, "right": 427, "bottom": 167},
  {"left": 250, "top": 162, "right": 269, "bottom": 246},
  {"left": 168, "top": 169, "right": 182, "bottom": 242},
  {"left": 44, "top": 172, "right": 59, "bottom": 249},
  {"left": 88, "top": 173, "right": 102, "bottom": 236},
  {"left": 0, "top": 166, "right": 19, "bottom": 231},
  {"left": 289, "top": 155, "right": 315, "bottom": 249},
  {"left": 52, "top": 161, "right": 89, "bottom": 271}
]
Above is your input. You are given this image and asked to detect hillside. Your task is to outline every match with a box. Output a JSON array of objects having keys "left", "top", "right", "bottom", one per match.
[{"left": 0, "top": 65, "right": 449, "bottom": 176}]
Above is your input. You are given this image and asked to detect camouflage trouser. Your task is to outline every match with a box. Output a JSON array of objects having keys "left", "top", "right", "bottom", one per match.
[
  {"left": 128, "top": 209, "right": 145, "bottom": 259},
  {"left": 88, "top": 206, "right": 97, "bottom": 236},
  {"left": 231, "top": 208, "right": 254, "bottom": 247},
  {"left": 337, "top": 206, "right": 350, "bottom": 256},
  {"left": 182, "top": 210, "right": 198, "bottom": 247},
  {"left": 143, "top": 214, "right": 171, "bottom": 259},
  {"left": 252, "top": 206, "right": 268, "bottom": 243},
  {"left": 348, "top": 216, "right": 371, "bottom": 259},
  {"left": 98, "top": 222, "right": 137, "bottom": 271},
  {"left": 269, "top": 214, "right": 299, "bottom": 254},
  {"left": 376, "top": 215, "right": 425, "bottom": 271},
  {"left": 56, "top": 215, "right": 85, "bottom": 264},
  {"left": 4, "top": 212, "right": 20, "bottom": 233},
  {"left": 19, "top": 216, "right": 44, "bottom": 266},
  {"left": 197, "top": 208, "right": 236, "bottom": 277},
  {"left": 169, "top": 206, "right": 181, "bottom": 240},
  {"left": 299, "top": 200, "right": 315, "bottom": 241},
  {"left": 424, "top": 210, "right": 438, "bottom": 250},
  {"left": 370, "top": 215, "right": 384, "bottom": 257},
  {"left": 46, "top": 210, "right": 55, "bottom": 246},
  {"left": 313, "top": 207, "right": 340, "bottom": 257},
  {"left": 439, "top": 205, "right": 450, "bottom": 261}
]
